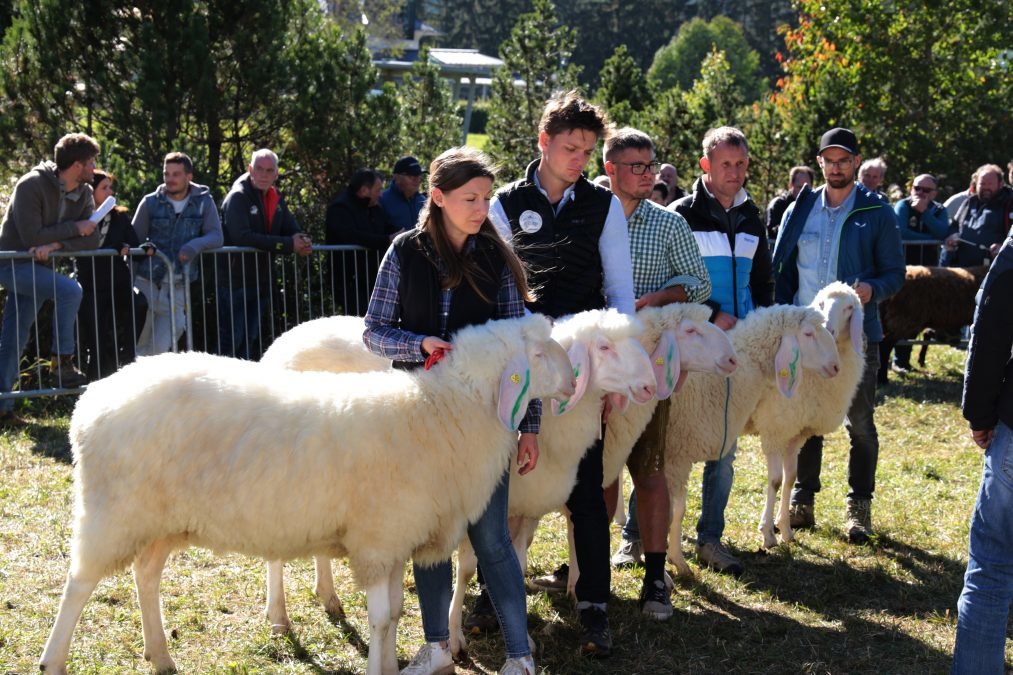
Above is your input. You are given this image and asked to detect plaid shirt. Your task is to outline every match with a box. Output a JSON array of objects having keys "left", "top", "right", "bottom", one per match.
[
  {"left": 627, "top": 199, "right": 711, "bottom": 302},
  {"left": 363, "top": 236, "right": 540, "bottom": 433}
]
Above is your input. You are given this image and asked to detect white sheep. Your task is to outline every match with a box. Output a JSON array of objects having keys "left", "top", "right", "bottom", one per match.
[
  {"left": 605, "top": 304, "right": 841, "bottom": 577},
  {"left": 514, "top": 303, "right": 740, "bottom": 601},
  {"left": 40, "top": 314, "right": 575, "bottom": 675},
  {"left": 260, "top": 309, "right": 660, "bottom": 637},
  {"left": 744, "top": 282, "right": 866, "bottom": 549}
]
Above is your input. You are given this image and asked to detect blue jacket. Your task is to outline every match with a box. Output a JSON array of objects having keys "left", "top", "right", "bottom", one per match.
[
  {"left": 132, "top": 183, "right": 224, "bottom": 285},
  {"left": 379, "top": 183, "right": 426, "bottom": 232},
  {"left": 772, "top": 183, "right": 905, "bottom": 342}
]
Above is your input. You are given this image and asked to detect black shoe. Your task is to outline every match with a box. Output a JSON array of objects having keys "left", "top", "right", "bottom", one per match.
[
  {"left": 638, "top": 579, "right": 673, "bottom": 621},
  {"left": 577, "top": 606, "right": 612, "bottom": 658},
  {"left": 463, "top": 585, "right": 499, "bottom": 634}
]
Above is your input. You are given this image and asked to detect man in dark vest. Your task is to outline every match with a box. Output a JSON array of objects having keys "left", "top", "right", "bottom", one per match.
[{"left": 469, "top": 92, "right": 633, "bottom": 658}]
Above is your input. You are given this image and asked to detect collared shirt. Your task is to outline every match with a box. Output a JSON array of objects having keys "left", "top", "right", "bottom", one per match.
[
  {"left": 489, "top": 169, "right": 636, "bottom": 314},
  {"left": 796, "top": 184, "right": 858, "bottom": 306},
  {"left": 627, "top": 199, "right": 711, "bottom": 302},
  {"left": 363, "top": 236, "right": 539, "bottom": 433},
  {"left": 379, "top": 183, "right": 426, "bottom": 232}
]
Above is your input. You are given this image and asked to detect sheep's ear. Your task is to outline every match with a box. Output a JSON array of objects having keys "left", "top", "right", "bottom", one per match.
[
  {"left": 498, "top": 352, "right": 531, "bottom": 431},
  {"left": 774, "top": 333, "right": 802, "bottom": 398},
  {"left": 606, "top": 392, "right": 631, "bottom": 415},
  {"left": 552, "top": 340, "right": 590, "bottom": 416},
  {"left": 849, "top": 303, "right": 865, "bottom": 356},
  {"left": 651, "top": 329, "right": 681, "bottom": 400}
]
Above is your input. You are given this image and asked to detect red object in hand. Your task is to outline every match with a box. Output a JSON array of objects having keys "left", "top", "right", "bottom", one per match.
[{"left": 424, "top": 348, "right": 446, "bottom": 370}]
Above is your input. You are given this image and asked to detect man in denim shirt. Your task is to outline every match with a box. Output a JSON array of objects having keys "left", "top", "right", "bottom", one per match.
[
  {"left": 132, "top": 152, "right": 223, "bottom": 355},
  {"left": 772, "top": 127, "right": 904, "bottom": 544}
]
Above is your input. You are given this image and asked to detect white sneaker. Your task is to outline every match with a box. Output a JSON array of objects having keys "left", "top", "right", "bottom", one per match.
[
  {"left": 499, "top": 654, "right": 535, "bottom": 674},
  {"left": 400, "top": 641, "right": 455, "bottom": 675}
]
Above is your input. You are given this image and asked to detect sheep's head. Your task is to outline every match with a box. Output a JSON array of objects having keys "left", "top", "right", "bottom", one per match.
[
  {"left": 550, "top": 309, "right": 656, "bottom": 416},
  {"left": 774, "top": 308, "right": 840, "bottom": 398},
  {"left": 495, "top": 315, "right": 574, "bottom": 431},
  {"left": 636, "top": 303, "right": 738, "bottom": 399},
  {"left": 813, "top": 282, "right": 864, "bottom": 356}
]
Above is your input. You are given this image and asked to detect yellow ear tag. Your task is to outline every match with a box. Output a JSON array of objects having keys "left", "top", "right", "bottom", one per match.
[
  {"left": 779, "top": 368, "right": 789, "bottom": 378},
  {"left": 510, "top": 373, "right": 521, "bottom": 384},
  {"left": 655, "top": 357, "right": 665, "bottom": 366}
]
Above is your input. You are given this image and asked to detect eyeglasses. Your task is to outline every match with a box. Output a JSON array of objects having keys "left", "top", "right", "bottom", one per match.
[
  {"left": 618, "top": 161, "right": 660, "bottom": 175},
  {"left": 912, "top": 185, "right": 936, "bottom": 193},
  {"left": 820, "top": 158, "right": 853, "bottom": 169}
]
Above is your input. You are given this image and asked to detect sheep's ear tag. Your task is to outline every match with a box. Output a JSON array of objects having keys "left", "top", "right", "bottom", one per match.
[
  {"left": 651, "top": 329, "right": 680, "bottom": 400},
  {"left": 774, "top": 333, "right": 802, "bottom": 398},
  {"left": 552, "top": 340, "right": 590, "bottom": 416},
  {"left": 498, "top": 352, "right": 531, "bottom": 431}
]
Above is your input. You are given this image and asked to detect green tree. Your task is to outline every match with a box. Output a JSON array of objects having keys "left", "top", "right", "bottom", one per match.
[
  {"left": 632, "top": 88, "right": 697, "bottom": 183},
  {"left": 775, "top": 0, "right": 1012, "bottom": 192},
  {"left": 682, "top": 49, "right": 744, "bottom": 148},
  {"left": 485, "top": 0, "right": 580, "bottom": 177},
  {"left": 397, "top": 46, "right": 462, "bottom": 167},
  {"left": 595, "top": 44, "right": 653, "bottom": 123},
  {"left": 648, "top": 16, "right": 763, "bottom": 103}
]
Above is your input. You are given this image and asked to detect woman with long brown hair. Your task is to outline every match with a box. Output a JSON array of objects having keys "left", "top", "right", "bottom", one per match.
[{"left": 363, "top": 147, "right": 538, "bottom": 675}]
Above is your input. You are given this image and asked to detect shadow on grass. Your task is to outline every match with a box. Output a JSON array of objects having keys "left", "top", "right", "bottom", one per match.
[
  {"left": 878, "top": 362, "right": 965, "bottom": 406},
  {"left": 26, "top": 421, "right": 73, "bottom": 463},
  {"left": 276, "top": 628, "right": 361, "bottom": 675}
]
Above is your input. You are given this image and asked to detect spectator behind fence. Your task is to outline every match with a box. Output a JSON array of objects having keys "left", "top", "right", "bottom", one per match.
[
  {"left": 945, "top": 171, "right": 976, "bottom": 222},
  {"left": 325, "top": 168, "right": 396, "bottom": 316},
  {"left": 217, "top": 149, "right": 311, "bottom": 360},
  {"left": 943, "top": 164, "right": 1013, "bottom": 268},
  {"left": 952, "top": 235, "right": 1013, "bottom": 675},
  {"left": 773, "top": 127, "right": 905, "bottom": 545},
  {"left": 649, "top": 181, "right": 668, "bottom": 205},
  {"left": 895, "top": 174, "right": 948, "bottom": 265},
  {"left": 0, "top": 133, "right": 99, "bottom": 424},
  {"left": 657, "top": 163, "right": 686, "bottom": 205},
  {"left": 77, "top": 170, "right": 143, "bottom": 380},
  {"left": 858, "top": 157, "right": 888, "bottom": 201},
  {"left": 766, "top": 165, "right": 815, "bottom": 241},
  {"left": 379, "top": 155, "right": 426, "bottom": 233},
  {"left": 131, "top": 152, "right": 224, "bottom": 356}
]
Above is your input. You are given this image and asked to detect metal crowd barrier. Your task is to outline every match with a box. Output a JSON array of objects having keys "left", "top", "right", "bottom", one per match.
[
  {"left": 0, "top": 239, "right": 974, "bottom": 404},
  {"left": 0, "top": 245, "right": 381, "bottom": 403}
]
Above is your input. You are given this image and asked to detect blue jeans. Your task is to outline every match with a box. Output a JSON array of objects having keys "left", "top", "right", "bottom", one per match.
[
  {"left": 792, "top": 345, "right": 880, "bottom": 504},
  {"left": 0, "top": 261, "right": 82, "bottom": 412},
  {"left": 216, "top": 286, "right": 267, "bottom": 360},
  {"left": 697, "top": 441, "right": 737, "bottom": 544},
  {"left": 953, "top": 420, "right": 1013, "bottom": 675},
  {"left": 413, "top": 472, "right": 529, "bottom": 657}
]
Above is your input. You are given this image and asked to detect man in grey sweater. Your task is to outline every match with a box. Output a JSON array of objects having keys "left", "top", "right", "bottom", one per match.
[{"left": 0, "top": 133, "right": 102, "bottom": 425}]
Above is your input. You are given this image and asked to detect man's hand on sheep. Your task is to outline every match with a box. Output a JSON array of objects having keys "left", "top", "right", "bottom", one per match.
[
  {"left": 971, "top": 427, "right": 994, "bottom": 450},
  {"left": 517, "top": 432, "right": 539, "bottom": 475},
  {"left": 422, "top": 336, "right": 453, "bottom": 355},
  {"left": 713, "top": 311, "right": 738, "bottom": 330},
  {"left": 635, "top": 286, "right": 688, "bottom": 310}
]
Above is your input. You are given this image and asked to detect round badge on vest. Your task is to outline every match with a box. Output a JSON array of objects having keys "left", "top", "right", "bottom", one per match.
[{"left": 519, "top": 210, "right": 542, "bottom": 233}]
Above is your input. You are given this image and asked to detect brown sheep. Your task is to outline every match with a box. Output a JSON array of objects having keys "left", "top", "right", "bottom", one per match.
[{"left": 878, "top": 265, "right": 988, "bottom": 383}]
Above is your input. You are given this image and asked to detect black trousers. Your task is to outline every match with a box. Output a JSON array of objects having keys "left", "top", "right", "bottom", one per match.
[{"left": 565, "top": 437, "right": 610, "bottom": 604}]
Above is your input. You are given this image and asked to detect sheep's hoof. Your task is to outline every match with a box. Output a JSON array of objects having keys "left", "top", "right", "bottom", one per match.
[
  {"left": 322, "top": 595, "right": 345, "bottom": 618},
  {"left": 449, "top": 631, "right": 468, "bottom": 659},
  {"left": 761, "top": 532, "right": 778, "bottom": 550},
  {"left": 270, "top": 620, "right": 292, "bottom": 635}
]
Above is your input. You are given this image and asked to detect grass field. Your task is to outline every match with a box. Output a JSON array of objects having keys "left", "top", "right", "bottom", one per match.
[{"left": 0, "top": 344, "right": 995, "bottom": 673}]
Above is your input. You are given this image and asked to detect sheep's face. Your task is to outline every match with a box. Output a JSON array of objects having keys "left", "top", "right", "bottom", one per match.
[
  {"left": 815, "top": 290, "right": 864, "bottom": 356},
  {"left": 794, "top": 320, "right": 840, "bottom": 379},
  {"left": 526, "top": 337, "right": 576, "bottom": 401},
  {"left": 671, "top": 319, "right": 738, "bottom": 377}
]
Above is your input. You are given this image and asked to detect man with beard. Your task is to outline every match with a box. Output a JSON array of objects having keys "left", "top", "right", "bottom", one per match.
[
  {"left": 943, "top": 164, "right": 1013, "bottom": 268},
  {"left": 773, "top": 127, "right": 905, "bottom": 544}
]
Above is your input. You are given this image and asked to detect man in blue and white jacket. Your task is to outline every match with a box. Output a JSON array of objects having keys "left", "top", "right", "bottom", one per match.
[{"left": 772, "top": 127, "right": 905, "bottom": 544}]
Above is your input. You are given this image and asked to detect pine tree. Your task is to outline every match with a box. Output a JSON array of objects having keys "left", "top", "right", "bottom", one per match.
[
  {"left": 397, "top": 47, "right": 463, "bottom": 168},
  {"left": 485, "top": 0, "right": 580, "bottom": 178}
]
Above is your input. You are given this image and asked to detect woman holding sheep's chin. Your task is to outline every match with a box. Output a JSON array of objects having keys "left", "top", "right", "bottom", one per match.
[{"left": 363, "top": 147, "right": 538, "bottom": 675}]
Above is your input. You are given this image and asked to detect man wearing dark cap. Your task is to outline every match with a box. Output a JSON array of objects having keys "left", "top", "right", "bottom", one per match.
[
  {"left": 771, "top": 127, "right": 905, "bottom": 544},
  {"left": 380, "top": 156, "right": 427, "bottom": 233}
]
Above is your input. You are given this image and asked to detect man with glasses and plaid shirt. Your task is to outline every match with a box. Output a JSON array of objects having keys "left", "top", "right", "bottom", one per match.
[
  {"left": 669, "top": 125, "right": 773, "bottom": 577},
  {"left": 602, "top": 128, "right": 711, "bottom": 619}
]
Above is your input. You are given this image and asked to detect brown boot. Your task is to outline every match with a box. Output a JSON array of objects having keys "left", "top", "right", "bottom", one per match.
[
  {"left": 50, "top": 354, "right": 88, "bottom": 388},
  {"left": 845, "top": 498, "right": 873, "bottom": 545}
]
